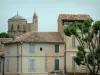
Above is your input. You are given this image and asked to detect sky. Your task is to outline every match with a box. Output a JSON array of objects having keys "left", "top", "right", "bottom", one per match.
[{"left": 0, "top": 0, "right": 100, "bottom": 32}]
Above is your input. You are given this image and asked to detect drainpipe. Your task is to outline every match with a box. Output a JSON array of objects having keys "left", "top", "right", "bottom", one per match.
[
  {"left": 64, "top": 35, "right": 67, "bottom": 74},
  {"left": 64, "top": 44, "right": 67, "bottom": 74},
  {"left": 21, "top": 42, "right": 23, "bottom": 74},
  {"left": 17, "top": 43, "right": 18, "bottom": 74},
  {"left": 45, "top": 51, "right": 47, "bottom": 72}
]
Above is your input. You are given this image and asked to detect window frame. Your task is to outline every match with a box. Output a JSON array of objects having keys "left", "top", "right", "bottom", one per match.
[
  {"left": 29, "top": 59, "right": 35, "bottom": 72},
  {"left": 30, "top": 43, "right": 35, "bottom": 53},
  {"left": 54, "top": 44, "right": 59, "bottom": 53},
  {"left": 54, "top": 59, "right": 59, "bottom": 70},
  {"left": 6, "top": 59, "right": 9, "bottom": 72},
  {"left": 72, "top": 36, "right": 76, "bottom": 48}
]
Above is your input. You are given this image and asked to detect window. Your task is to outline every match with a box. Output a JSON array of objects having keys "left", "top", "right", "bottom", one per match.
[
  {"left": 6, "top": 59, "right": 9, "bottom": 72},
  {"left": 18, "top": 24, "right": 20, "bottom": 30},
  {"left": 7, "top": 47, "right": 10, "bottom": 54},
  {"left": 72, "top": 57, "right": 76, "bottom": 72},
  {"left": 11, "top": 24, "right": 13, "bottom": 31},
  {"left": 63, "top": 22, "right": 72, "bottom": 26},
  {"left": 55, "top": 44, "right": 59, "bottom": 53},
  {"left": 55, "top": 59, "right": 59, "bottom": 70},
  {"left": 72, "top": 36, "right": 75, "bottom": 48},
  {"left": 40, "top": 47, "right": 42, "bottom": 51},
  {"left": 30, "top": 44, "right": 35, "bottom": 53},
  {"left": 29, "top": 59, "right": 35, "bottom": 72}
]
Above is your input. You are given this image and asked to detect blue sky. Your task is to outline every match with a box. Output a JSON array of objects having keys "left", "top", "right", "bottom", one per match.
[{"left": 0, "top": 0, "right": 100, "bottom": 32}]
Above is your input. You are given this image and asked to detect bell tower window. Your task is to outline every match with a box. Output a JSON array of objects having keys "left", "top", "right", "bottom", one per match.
[
  {"left": 18, "top": 24, "right": 20, "bottom": 30},
  {"left": 11, "top": 24, "right": 13, "bottom": 31}
]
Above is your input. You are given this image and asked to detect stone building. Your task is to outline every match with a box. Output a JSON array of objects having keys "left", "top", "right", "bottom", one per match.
[
  {"left": 4, "top": 32, "right": 64, "bottom": 75},
  {"left": 8, "top": 12, "right": 38, "bottom": 37},
  {"left": 0, "top": 13, "right": 95, "bottom": 75},
  {"left": 57, "top": 14, "right": 92, "bottom": 72},
  {"left": 0, "top": 12, "right": 38, "bottom": 75}
]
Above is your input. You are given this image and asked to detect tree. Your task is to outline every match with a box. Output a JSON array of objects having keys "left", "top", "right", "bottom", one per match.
[
  {"left": 0, "top": 32, "right": 10, "bottom": 38},
  {"left": 64, "top": 19, "right": 100, "bottom": 75}
]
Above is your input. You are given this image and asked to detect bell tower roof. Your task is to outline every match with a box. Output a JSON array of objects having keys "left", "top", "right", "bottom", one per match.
[
  {"left": 9, "top": 12, "right": 26, "bottom": 20},
  {"left": 33, "top": 12, "right": 38, "bottom": 17}
]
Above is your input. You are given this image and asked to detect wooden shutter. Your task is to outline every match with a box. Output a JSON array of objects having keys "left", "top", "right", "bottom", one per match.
[
  {"left": 72, "top": 36, "right": 75, "bottom": 48},
  {"left": 55, "top": 59, "right": 59, "bottom": 70},
  {"left": 72, "top": 57, "right": 76, "bottom": 72},
  {"left": 55, "top": 44, "right": 59, "bottom": 53},
  {"left": 29, "top": 59, "right": 35, "bottom": 72},
  {"left": 30, "top": 44, "right": 35, "bottom": 53},
  {"left": 6, "top": 59, "right": 9, "bottom": 72}
]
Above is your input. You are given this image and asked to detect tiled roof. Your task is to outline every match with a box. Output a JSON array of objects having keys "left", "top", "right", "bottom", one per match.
[
  {"left": 4, "top": 32, "right": 64, "bottom": 44},
  {"left": 9, "top": 14, "right": 26, "bottom": 20},
  {"left": 59, "top": 14, "right": 92, "bottom": 20}
]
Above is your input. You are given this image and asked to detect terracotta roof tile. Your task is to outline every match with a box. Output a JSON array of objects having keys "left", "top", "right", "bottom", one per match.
[
  {"left": 4, "top": 32, "right": 64, "bottom": 43},
  {"left": 59, "top": 14, "right": 92, "bottom": 20},
  {"left": 9, "top": 14, "right": 26, "bottom": 20}
]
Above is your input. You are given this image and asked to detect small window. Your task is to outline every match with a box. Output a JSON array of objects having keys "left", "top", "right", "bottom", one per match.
[
  {"left": 63, "top": 22, "right": 69, "bottom": 26},
  {"left": 30, "top": 44, "right": 35, "bottom": 53},
  {"left": 35, "top": 20, "right": 37, "bottom": 23},
  {"left": 6, "top": 59, "right": 9, "bottom": 72},
  {"left": 63, "top": 22, "right": 72, "bottom": 26},
  {"left": 55, "top": 59, "right": 59, "bottom": 70},
  {"left": 72, "top": 56, "right": 76, "bottom": 72},
  {"left": 55, "top": 44, "right": 59, "bottom": 53},
  {"left": 18, "top": 24, "right": 20, "bottom": 30},
  {"left": 11, "top": 24, "right": 13, "bottom": 30},
  {"left": 40, "top": 47, "right": 42, "bottom": 51},
  {"left": 29, "top": 59, "right": 35, "bottom": 72},
  {"left": 72, "top": 36, "right": 75, "bottom": 48}
]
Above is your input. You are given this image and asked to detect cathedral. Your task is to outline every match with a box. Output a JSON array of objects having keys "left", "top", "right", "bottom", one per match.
[{"left": 8, "top": 12, "right": 38, "bottom": 37}]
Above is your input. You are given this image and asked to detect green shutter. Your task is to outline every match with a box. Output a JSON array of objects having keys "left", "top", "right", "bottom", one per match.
[
  {"left": 72, "top": 36, "right": 75, "bottom": 48},
  {"left": 55, "top": 44, "right": 59, "bottom": 53},
  {"left": 55, "top": 59, "right": 59, "bottom": 70},
  {"left": 72, "top": 57, "right": 76, "bottom": 72},
  {"left": 85, "top": 66, "right": 89, "bottom": 72}
]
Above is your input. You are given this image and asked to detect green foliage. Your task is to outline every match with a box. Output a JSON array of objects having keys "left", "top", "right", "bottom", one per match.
[
  {"left": 0, "top": 32, "right": 10, "bottom": 38},
  {"left": 64, "top": 19, "right": 100, "bottom": 75}
]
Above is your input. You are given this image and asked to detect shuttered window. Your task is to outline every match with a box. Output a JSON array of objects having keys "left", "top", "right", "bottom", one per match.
[
  {"left": 72, "top": 36, "right": 75, "bottom": 48},
  {"left": 6, "top": 59, "right": 9, "bottom": 72},
  {"left": 55, "top": 59, "right": 59, "bottom": 70},
  {"left": 72, "top": 56, "right": 77, "bottom": 72},
  {"left": 29, "top": 59, "right": 35, "bottom": 72},
  {"left": 30, "top": 44, "right": 35, "bottom": 53},
  {"left": 55, "top": 44, "right": 59, "bottom": 53}
]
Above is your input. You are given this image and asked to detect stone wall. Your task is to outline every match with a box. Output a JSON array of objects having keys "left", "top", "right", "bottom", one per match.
[{"left": 0, "top": 38, "right": 12, "bottom": 54}]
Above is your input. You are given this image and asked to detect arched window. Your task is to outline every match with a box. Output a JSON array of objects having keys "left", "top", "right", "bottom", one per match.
[
  {"left": 23, "top": 25, "right": 26, "bottom": 31},
  {"left": 11, "top": 24, "right": 13, "bottom": 31},
  {"left": 18, "top": 24, "right": 20, "bottom": 30}
]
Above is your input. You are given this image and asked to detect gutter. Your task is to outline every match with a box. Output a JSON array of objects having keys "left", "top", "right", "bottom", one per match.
[{"left": 21, "top": 42, "right": 23, "bottom": 74}]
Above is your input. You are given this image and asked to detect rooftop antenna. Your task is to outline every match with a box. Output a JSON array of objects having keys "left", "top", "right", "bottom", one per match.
[{"left": 17, "top": 11, "right": 18, "bottom": 15}]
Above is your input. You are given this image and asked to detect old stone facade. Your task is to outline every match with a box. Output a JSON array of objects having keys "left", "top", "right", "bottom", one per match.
[
  {"left": 8, "top": 12, "right": 38, "bottom": 37},
  {"left": 0, "top": 38, "right": 12, "bottom": 52},
  {"left": 0, "top": 12, "right": 38, "bottom": 52},
  {"left": 57, "top": 14, "right": 92, "bottom": 72}
]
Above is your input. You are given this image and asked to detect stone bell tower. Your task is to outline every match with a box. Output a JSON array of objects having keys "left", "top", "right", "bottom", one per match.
[
  {"left": 33, "top": 12, "right": 38, "bottom": 31},
  {"left": 8, "top": 12, "right": 27, "bottom": 37}
]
